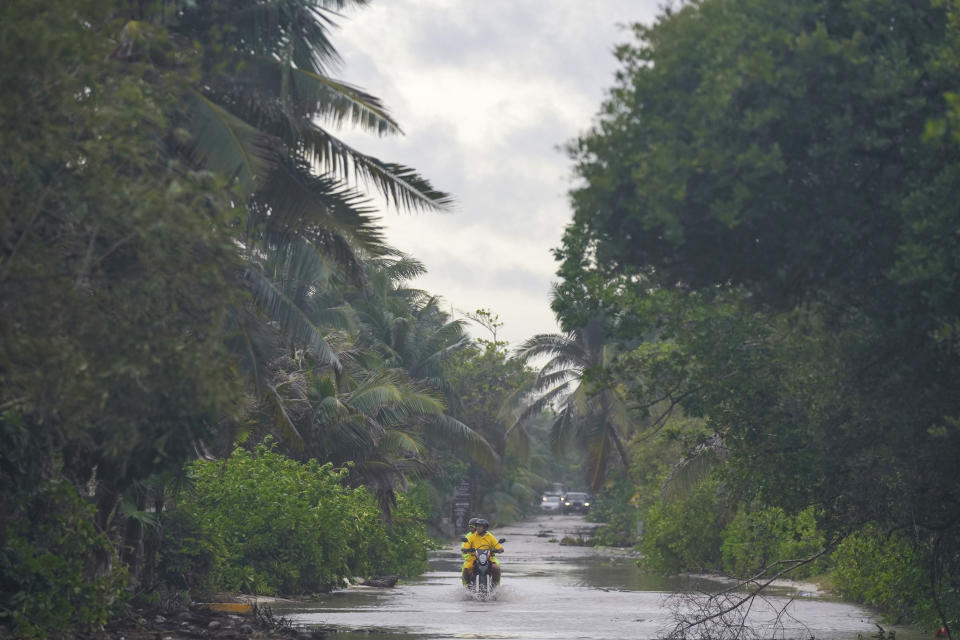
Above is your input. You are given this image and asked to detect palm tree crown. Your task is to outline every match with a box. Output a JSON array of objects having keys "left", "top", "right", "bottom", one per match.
[{"left": 515, "top": 317, "right": 633, "bottom": 490}]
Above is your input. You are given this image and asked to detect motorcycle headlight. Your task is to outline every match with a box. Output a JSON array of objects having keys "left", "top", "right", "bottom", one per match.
[{"left": 584, "top": 502, "right": 590, "bottom": 507}]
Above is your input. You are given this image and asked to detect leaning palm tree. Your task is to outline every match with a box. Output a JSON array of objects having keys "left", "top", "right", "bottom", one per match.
[
  {"left": 110, "top": 2, "right": 460, "bottom": 457},
  {"left": 168, "top": 0, "right": 453, "bottom": 211},
  {"left": 109, "top": 1, "right": 453, "bottom": 387},
  {"left": 514, "top": 317, "right": 633, "bottom": 490}
]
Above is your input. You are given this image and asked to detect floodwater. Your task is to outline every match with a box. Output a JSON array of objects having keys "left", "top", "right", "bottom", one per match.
[{"left": 279, "top": 515, "right": 926, "bottom": 640}]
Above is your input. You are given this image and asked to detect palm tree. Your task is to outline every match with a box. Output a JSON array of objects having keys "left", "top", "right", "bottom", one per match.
[
  {"left": 308, "top": 364, "right": 496, "bottom": 511},
  {"left": 515, "top": 317, "right": 634, "bottom": 490},
  {"left": 352, "top": 255, "right": 472, "bottom": 397},
  {"left": 109, "top": 0, "right": 454, "bottom": 390},
  {"left": 111, "top": 0, "right": 453, "bottom": 213},
  {"left": 233, "top": 247, "right": 499, "bottom": 509},
  {"left": 102, "top": 0, "right": 467, "bottom": 534}
]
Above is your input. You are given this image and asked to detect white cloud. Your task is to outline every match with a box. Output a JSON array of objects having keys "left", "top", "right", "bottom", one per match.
[{"left": 329, "top": 1, "right": 663, "bottom": 346}]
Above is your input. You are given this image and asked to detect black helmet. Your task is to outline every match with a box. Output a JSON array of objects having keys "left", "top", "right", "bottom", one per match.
[
  {"left": 468, "top": 517, "right": 479, "bottom": 527},
  {"left": 475, "top": 518, "right": 489, "bottom": 528}
]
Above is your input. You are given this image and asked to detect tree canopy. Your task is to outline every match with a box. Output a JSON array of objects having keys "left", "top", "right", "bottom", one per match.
[{"left": 554, "top": 0, "right": 960, "bottom": 630}]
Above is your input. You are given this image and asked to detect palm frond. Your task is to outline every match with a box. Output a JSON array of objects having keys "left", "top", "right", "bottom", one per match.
[
  {"left": 584, "top": 420, "right": 613, "bottom": 491},
  {"left": 326, "top": 414, "right": 379, "bottom": 455},
  {"left": 506, "top": 421, "right": 531, "bottom": 462},
  {"left": 312, "top": 394, "right": 350, "bottom": 425},
  {"left": 185, "top": 89, "right": 274, "bottom": 193},
  {"left": 380, "top": 429, "right": 424, "bottom": 457},
  {"left": 604, "top": 388, "right": 633, "bottom": 434},
  {"left": 252, "top": 156, "right": 389, "bottom": 263},
  {"left": 530, "top": 368, "right": 578, "bottom": 393},
  {"left": 348, "top": 380, "right": 404, "bottom": 415},
  {"left": 376, "top": 252, "right": 427, "bottom": 283},
  {"left": 301, "top": 125, "right": 454, "bottom": 212},
  {"left": 183, "top": 0, "right": 346, "bottom": 74},
  {"left": 291, "top": 68, "right": 401, "bottom": 134},
  {"left": 223, "top": 55, "right": 401, "bottom": 142},
  {"left": 264, "top": 236, "right": 333, "bottom": 301},
  {"left": 423, "top": 414, "right": 500, "bottom": 473},
  {"left": 661, "top": 435, "right": 728, "bottom": 501},
  {"left": 247, "top": 266, "right": 341, "bottom": 370},
  {"left": 515, "top": 333, "right": 584, "bottom": 364},
  {"left": 549, "top": 406, "right": 577, "bottom": 456},
  {"left": 516, "top": 381, "right": 574, "bottom": 422},
  {"left": 229, "top": 307, "right": 283, "bottom": 394}
]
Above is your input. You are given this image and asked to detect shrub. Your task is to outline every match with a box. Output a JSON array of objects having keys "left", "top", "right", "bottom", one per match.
[
  {"left": 831, "top": 526, "right": 955, "bottom": 630},
  {"left": 156, "top": 506, "right": 225, "bottom": 594},
  {"left": 589, "top": 481, "right": 641, "bottom": 547},
  {"left": 345, "top": 492, "right": 433, "bottom": 579},
  {"left": 721, "top": 506, "right": 827, "bottom": 579},
  {"left": 167, "top": 441, "right": 434, "bottom": 595},
  {"left": 179, "top": 442, "right": 356, "bottom": 594},
  {"left": 0, "top": 479, "right": 127, "bottom": 639},
  {"left": 639, "top": 478, "right": 725, "bottom": 574}
]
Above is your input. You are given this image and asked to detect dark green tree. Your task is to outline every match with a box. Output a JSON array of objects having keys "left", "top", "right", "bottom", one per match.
[{"left": 557, "top": 0, "right": 960, "bottom": 629}]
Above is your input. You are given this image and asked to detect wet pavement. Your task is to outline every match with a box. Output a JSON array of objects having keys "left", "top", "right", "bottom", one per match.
[{"left": 279, "top": 514, "right": 926, "bottom": 640}]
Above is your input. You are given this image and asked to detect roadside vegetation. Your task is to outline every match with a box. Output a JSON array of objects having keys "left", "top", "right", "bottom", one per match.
[
  {"left": 0, "top": 1, "right": 542, "bottom": 637},
  {"left": 5, "top": 0, "right": 960, "bottom": 638},
  {"left": 516, "top": 0, "right": 960, "bottom": 634}
]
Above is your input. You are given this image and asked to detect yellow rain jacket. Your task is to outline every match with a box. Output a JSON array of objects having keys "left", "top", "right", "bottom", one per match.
[{"left": 461, "top": 531, "right": 503, "bottom": 569}]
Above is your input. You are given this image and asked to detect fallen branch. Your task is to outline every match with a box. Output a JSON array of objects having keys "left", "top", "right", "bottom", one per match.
[{"left": 661, "top": 538, "right": 842, "bottom": 639}]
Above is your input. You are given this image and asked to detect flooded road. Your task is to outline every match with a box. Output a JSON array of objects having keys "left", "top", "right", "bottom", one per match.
[{"left": 281, "top": 515, "right": 925, "bottom": 640}]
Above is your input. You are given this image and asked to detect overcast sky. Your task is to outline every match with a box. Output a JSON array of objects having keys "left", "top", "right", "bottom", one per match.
[{"left": 331, "top": 1, "right": 664, "bottom": 346}]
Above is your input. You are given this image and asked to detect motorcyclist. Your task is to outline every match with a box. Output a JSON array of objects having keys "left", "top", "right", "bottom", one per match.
[
  {"left": 460, "top": 518, "right": 479, "bottom": 585},
  {"left": 461, "top": 518, "right": 503, "bottom": 587}
]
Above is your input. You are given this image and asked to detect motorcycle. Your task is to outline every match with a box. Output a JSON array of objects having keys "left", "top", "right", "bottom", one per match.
[{"left": 460, "top": 536, "right": 506, "bottom": 596}]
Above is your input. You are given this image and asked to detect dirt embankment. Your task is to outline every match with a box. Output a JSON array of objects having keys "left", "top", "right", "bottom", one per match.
[{"left": 84, "top": 600, "right": 324, "bottom": 640}]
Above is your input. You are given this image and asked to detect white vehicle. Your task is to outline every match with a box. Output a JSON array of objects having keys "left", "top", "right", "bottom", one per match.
[{"left": 539, "top": 494, "right": 562, "bottom": 512}]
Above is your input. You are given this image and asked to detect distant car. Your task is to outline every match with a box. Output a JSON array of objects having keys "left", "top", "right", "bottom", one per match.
[
  {"left": 561, "top": 492, "right": 591, "bottom": 514},
  {"left": 539, "top": 495, "right": 562, "bottom": 512}
]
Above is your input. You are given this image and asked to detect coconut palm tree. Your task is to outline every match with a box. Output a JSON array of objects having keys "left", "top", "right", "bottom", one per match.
[
  {"left": 515, "top": 317, "right": 634, "bottom": 490},
  {"left": 109, "top": 2, "right": 461, "bottom": 454},
  {"left": 111, "top": 0, "right": 453, "bottom": 213},
  {"left": 352, "top": 255, "right": 472, "bottom": 396},
  {"left": 307, "top": 363, "right": 496, "bottom": 511},
  {"left": 108, "top": 0, "right": 453, "bottom": 383}
]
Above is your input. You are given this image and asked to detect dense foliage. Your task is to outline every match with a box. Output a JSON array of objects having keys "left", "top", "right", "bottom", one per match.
[
  {"left": 163, "top": 442, "right": 431, "bottom": 595},
  {"left": 0, "top": 479, "right": 128, "bottom": 637},
  {"left": 548, "top": 0, "right": 960, "bottom": 631},
  {"left": 443, "top": 313, "right": 549, "bottom": 523},
  {"left": 0, "top": 1, "right": 497, "bottom": 636}
]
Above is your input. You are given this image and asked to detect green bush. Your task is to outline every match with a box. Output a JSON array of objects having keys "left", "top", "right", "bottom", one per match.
[
  {"left": 0, "top": 479, "right": 127, "bottom": 639},
  {"left": 156, "top": 506, "right": 225, "bottom": 594},
  {"left": 639, "top": 478, "right": 725, "bottom": 574},
  {"left": 589, "top": 481, "right": 641, "bottom": 547},
  {"left": 167, "top": 441, "right": 433, "bottom": 595},
  {"left": 831, "top": 526, "right": 954, "bottom": 630},
  {"left": 721, "top": 506, "right": 827, "bottom": 579},
  {"left": 344, "top": 492, "right": 433, "bottom": 579}
]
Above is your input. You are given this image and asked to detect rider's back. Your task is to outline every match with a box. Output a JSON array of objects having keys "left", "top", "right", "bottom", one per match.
[{"left": 462, "top": 530, "right": 502, "bottom": 551}]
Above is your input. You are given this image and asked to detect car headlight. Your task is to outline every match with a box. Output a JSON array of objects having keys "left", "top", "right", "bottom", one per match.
[
  {"left": 565, "top": 502, "right": 571, "bottom": 506},
  {"left": 541, "top": 496, "right": 546, "bottom": 501}
]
